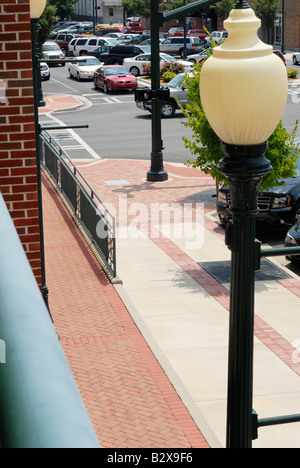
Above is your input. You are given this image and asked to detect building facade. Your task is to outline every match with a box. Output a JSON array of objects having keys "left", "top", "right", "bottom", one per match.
[
  {"left": 0, "top": 0, "right": 42, "bottom": 287},
  {"left": 75, "top": 0, "right": 124, "bottom": 25}
]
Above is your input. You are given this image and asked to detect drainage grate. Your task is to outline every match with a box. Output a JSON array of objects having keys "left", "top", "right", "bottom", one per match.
[{"left": 199, "top": 259, "right": 292, "bottom": 284}]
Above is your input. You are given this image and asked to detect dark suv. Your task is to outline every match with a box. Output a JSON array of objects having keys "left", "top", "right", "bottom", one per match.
[
  {"left": 98, "top": 45, "right": 147, "bottom": 65},
  {"left": 217, "top": 142, "right": 300, "bottom": 227}
]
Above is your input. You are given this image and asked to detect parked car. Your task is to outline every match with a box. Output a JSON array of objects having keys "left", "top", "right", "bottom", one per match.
[
  {"left": 273, "top": 49, "right": 286, "bottom": 65},
  {"left": 160, "top": 36, "right": 202, "bottom": 57},
  {"left": 187, "top": 29, "right": 208, "bottom": 43},
  {"left": 55, "top": 33, "right": 78, "bottom": 55},
  {"left": 42, "top": 41, "right": 65, "bottom": 66},
  {"left": 68, "top": 56, "right": 102, "bottom": 81},
  {"left": 292, "top": 51, "right": 300, "bottom": 65},
  {"left": 285, "top": 222, "right": 300, "bottom": 262},
  {"left": 97, "top": 45, "right": 149, "bottom": 65},
  {"left": 187, "top": 50, "right": 209, "bottom": 64},
  {"left": 123, "top": 52, "right": 194, "bottom": 77},
  {"left": 121, "top": 22, "right": 143, "bottom": 33},
  {"left": 93, "top": 65, "right": 138, "bottom": 93},
  {"left": 217, "top": 138, "right": 300, "bottom": 227},
  {"left": 204, "top": 31, "right": 228, "bottom": 47},
  {"left": 167, "top": 27, "right": 184, "bottom": 37},
  {"left": 136, "top": 72, "right": 192, "bottom": 118},
  {"left": 40, "top": 62, "right": 50, "bottom": 81},
  {"left": 105, "top": 32, "right": 126, "bottom": 40},
  {"left": 87, "top": 45, "right": 114, "bottom": 59},
  {"left": 130, "top": 34, "right": 151, "bottom": 44},
  {"left": 73, "top": 36, "right": 119, "bottom": 56},
  {"left": 119, "top": 34, "right": 136, "bottom": 45},
  {"left": 95, "top": 27, "right": 123, "bottom": 36},
  {"left": 50, "top": 21, "right": 80, "bottom": 38}
]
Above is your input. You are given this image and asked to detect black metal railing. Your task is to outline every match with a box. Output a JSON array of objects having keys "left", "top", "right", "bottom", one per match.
[{"left": 40, "top": 130, "right": 116, "bottom": 278}]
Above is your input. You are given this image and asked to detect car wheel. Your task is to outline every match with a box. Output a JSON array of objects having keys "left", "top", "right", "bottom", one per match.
[
  {"left": 130, "top": 66, "right": 140, "bottom": 77},
  {"left": 161, "top": 101, "right": 176, "bottom": 118},
  {"left": 77, "top": 73, "right": 81, "bottom": 82},
  {"left": 293, "top": 56, "right": 298, "bottom": 65},
  {"left": 103, "top": 82, "right": 109, "bottom": 93},
  {"left": 44, "top": 75, "right": 50, "bottom": 81},
  {"left": 79, "top": 50, "right": 87, "bottom": 56},
  {"left": 94, "top": 78, "right": 98, "bottom": 89},
  {"left": 69, "top": 69, "right": 73, "bottom": 78}
]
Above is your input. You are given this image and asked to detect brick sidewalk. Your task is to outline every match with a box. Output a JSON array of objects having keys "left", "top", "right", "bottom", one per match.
[{"left": 42, "top": 173, "right": 209, "bottom": 448}]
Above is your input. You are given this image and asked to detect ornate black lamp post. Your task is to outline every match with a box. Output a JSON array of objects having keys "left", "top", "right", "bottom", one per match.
[
  {"left": 200, "top": 0, "right": 288, "bottom": 448},
  {"left": 147, "top": 0, "right": 168, "bottom": 182}
]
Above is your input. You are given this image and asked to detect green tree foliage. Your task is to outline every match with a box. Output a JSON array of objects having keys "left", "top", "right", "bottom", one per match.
[
  {"left": 181, "top": 64, "right": 299, "bottom": 191},
  {"left": 122, "top": 0, "right": 151, "bottom": 19},
  {"left": 39, "top": 3, "right": 57, "bottom": 44},
  {"left": 212, "top": 0, "right": 236, "bottom": 21},
  {"left": 252, "top": 0, "right": 280, "bottom": 43},
  {"left": 48, "top": 0, "right": 79, "bottom": 20}
]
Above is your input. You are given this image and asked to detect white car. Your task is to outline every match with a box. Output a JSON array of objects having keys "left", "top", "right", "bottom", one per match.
[
  {"left": 73, "top": 36, "right": 119, "bottom": 57},
  {"left": 40, "top": 62, "right": 50, "bottom": 81},
  {"left": 204, "top": 31, "right": 228, "bottom": 47},
  {"left": 123, "top": 53, "right": 194, "bottom": 77},
  {"left": 68, "top": 56, "right": 102, "bottom": 81},
  {"left": 187, "top": 50, "right": 208, "bottom": 64},
  {"left": 42, "top": 41, "right": 65, "bottom": 66},
  {"left": 293, "top": 52, "right": 300, "bottom": 65}
]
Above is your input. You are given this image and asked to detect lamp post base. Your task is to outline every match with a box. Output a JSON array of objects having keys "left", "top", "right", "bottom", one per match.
[
  {"left": 147, "top": 151, "right": 168, "bottom": 182},
  {"left": 147, "top": 170, "right": 168, "bottom": 182}
]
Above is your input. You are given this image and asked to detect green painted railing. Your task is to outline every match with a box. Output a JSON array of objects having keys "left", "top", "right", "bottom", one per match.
[{"left": 0, "top": 194, "right": 100, "bottom": 448}]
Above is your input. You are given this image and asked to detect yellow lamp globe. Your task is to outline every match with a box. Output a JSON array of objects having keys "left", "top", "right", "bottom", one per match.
[
  {"left": 30, "top": 0, "right": 47, "bottom": 19},
  {"left": 200, "top": 1, "right": 288, "bottom": 146}
]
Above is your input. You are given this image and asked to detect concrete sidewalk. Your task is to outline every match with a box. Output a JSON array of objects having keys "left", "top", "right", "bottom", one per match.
[
  {"left": 43, "top": 155, "right": 300, "bottom": 448},
  {"left": 42, "top": 172, "right": 209, "bottom": 449}
]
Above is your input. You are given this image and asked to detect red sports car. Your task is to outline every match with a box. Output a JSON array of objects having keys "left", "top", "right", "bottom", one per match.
[{"left": 93, "top": 65, "right": 138, "bottom": 93}]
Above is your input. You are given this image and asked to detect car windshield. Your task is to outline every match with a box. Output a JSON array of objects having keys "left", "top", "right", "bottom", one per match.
[
  {"left": 167, "top": 74, "right": 184, "bottom": 88},
  {"left": 43, "top": 44, "right": 60, "bottom": 51},
  {"left": 79, "top": 58, "right": 100, "bottom": 66},
  {"left": 105, "top": 67, "right": 130, "bottom": 75},
  {"left": 161, "top": 54, "right": 175, "bottom": 62}
]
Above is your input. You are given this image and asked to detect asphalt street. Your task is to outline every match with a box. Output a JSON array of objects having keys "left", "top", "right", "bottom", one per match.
[{"left": 40, "top": 65, "right": 194, "bottom": 163}]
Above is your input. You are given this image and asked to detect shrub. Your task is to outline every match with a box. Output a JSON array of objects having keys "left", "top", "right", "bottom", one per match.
[
  {"left": 287, "top": 68, "right": 299, "bottom": 79},
  {"left": 160, "top": 61, "right": 184, "bottom": 77},
  {"left": 143, "top": 62, "right": 151, "bottom": 77},
  {"left": 162, "top": 71, "right": 176, "bottom": 82},
  {"left": 180, "top": 63, "right": 300, "bottom": 191}
]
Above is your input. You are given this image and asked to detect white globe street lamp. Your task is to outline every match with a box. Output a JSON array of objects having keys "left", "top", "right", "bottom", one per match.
[
  {"left": 30, "top": 0, "right": 46, "bottom": 19},
  {"left": 199, "top": 0, "right": 288, "bottom": 449}
]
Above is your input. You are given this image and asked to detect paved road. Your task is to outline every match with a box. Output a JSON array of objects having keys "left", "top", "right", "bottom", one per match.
[
  {"left": 41, "top": 63, "right": 300, "bottom": 164},
  {"left": 40, "top": 66, "right": 194, "bottom": 164}
]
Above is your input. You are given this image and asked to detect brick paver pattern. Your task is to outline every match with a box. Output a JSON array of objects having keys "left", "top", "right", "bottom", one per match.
[{"left": 42, "top": 173, "right": 209, "bottom": 448}]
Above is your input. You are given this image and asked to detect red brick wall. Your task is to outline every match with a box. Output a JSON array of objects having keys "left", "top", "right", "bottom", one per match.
[{"left": 0, "top": 0, "right": 42, "bottom": 287}]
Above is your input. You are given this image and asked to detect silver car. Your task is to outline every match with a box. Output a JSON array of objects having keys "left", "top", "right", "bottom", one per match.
[{"left": 136, "top": 73, "right": 191, "bottom": 118}]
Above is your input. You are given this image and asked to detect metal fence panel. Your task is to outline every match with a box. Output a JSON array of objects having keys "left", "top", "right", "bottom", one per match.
[{"left": 40, "top": 132, "right": 116, "bottom": 277}]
